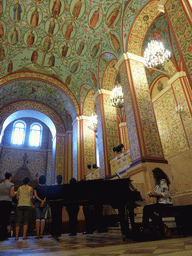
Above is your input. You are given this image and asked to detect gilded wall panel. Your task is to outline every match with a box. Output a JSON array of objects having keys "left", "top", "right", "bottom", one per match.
[
  {"left": 130, "top": 60, "right": 163, "bottom": 158},
  {"left": 172, "top": 79, "right": 192, "bottom": 146},
  {"left": 153, "top": 89, "right": 189, "bottom": 158},
  {"left": 119, "top": 61, "right": 141, "bottom": 161},
  {"left": 166, "top": 0, "right": 192, "bottom": 80},
  {"left": 83, "top": 119, "right": 95, "bottom": 177},
  {"left": 127, "top": 1, "right": 160, "bottom": 55},
  {"left": 55, "top": 135, "right": 65, "bottom": 176},
  {"left": 102, "top": 59, "right": 118, "bottom": 90},
  {"left": 102, "top": 94, "right": 119, "bottom": 161}
]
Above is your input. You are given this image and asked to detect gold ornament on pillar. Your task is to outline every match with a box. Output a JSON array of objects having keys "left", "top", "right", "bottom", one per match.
[{"left": 110, "top": 83, "right": 124, "bottom": 119}]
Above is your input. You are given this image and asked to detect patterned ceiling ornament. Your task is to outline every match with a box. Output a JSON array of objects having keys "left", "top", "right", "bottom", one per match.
[
  {"left": 42, "top": 37, "right": 54, "bottom": 52},
  {"left": 109, "top": 31, "right": 120, "bottom": 52},
  {"left": 0, "top": 0, "right": 5, "bottom": 15},
  {"left": 65, "top": 73, "right": 72, "bottom": 85},
  {"left": 76, "top": 36, "right": 86, "bottom": 56},
  {"left": 9, "top": 26, "right": 19, "bottom": 45},
  {"left": 45, "top": 17, "right": 59, "bottom": 36},
  {"left": 27, "top": 6, "right": 42, "bottom": 28},
  {"left": 31, "top": 48, "right": 39, "bottom": 64},
  {"left": 0, "top": 21, "right": 5, "bottom": 39},
  {"left": 89, "top": 5, "right": 103, "bottom": 30},
  {"left": 0, "top": 42, "right": 5, "bottom": 61},
  {"left": 8, "top": 59, "right": 13, "bottom": 73},
  {"left": 51, "top": 0, "right": 62, "bottom": 17},
  {"left": 24, "top": 29, "right": 37, "bottom": 47},
  {"left": 63, "top": 19, "right": 76, "bottom": 40},
  {"left": 33, "top": 0, "right": 44, "bottom": 4},
  {"left": 11, "top": 0, "right": 24, "bottom": 23},
  {"left": 90, "top": 70, "right": 97, "bottom": 86},
  {"left": 70, "top": 60, "right": 80, "bottom": 73},
  {"left": 106, "top": 3, "right": 121, "bottom": 28},
  {"left": 60, "top": 41, "right": 71, "bottom": 58},
  {"left": 70, "top": 0, "right": 85, "bottom": 20},
  {"left": 90, "top": 40, "right": 101, "bottom": 58}
]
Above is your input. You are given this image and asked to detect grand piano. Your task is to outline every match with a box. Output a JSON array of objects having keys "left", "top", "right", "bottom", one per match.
[{"left": 45, "top": 178, "right": 142, "bottom": 239}]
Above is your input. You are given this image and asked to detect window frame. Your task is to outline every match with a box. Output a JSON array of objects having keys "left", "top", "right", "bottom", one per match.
[
  {"left": 28, "top": 122, "right": 43, "bottom": 148},
  {"left": 11, "top": 120, "right": 26, "bottom": 146}
]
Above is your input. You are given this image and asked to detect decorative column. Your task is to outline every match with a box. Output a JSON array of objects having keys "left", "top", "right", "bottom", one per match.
[
  {"left": 94, "top": 89, "right": 120, "bottom": 178},
  {"left": 119, "top": 122, "right": 129, "bottom": 151},
  {"left": 72, "top": 116, "right": 95, "bottom": 181},
  {"left": 64, "top": 131, "right": 73, "bottom": 184},
  {"left": 159, "top": 0, "right": 192, "bottom": 85},
  {"left": 116, "top": 52, "right": 167, "bottom": 166}
]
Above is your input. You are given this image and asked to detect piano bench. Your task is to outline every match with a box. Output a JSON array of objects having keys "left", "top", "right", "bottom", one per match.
[{"left": 160, "top": 205, "right": 192, "bottom": 236}]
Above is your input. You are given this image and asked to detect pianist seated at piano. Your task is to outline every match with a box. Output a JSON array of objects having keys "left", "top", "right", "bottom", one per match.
[{"left": 142, "top": 168, "right": 173, "bottom": 237}]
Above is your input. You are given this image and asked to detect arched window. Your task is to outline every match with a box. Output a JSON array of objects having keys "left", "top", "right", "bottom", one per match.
[
  {"left": 29, "top": 123, "right": 42, "bottom": 147},
  {"left": 11, "top": 121, "right": 26, "bottom": 145}
]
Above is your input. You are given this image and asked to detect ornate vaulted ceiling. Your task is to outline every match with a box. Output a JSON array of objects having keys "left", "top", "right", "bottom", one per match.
[{"left": 0, "top": 0, "right": 176, "bottom": 125}]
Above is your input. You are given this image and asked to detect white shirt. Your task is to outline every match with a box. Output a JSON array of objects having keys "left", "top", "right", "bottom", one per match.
[{"left": 155, "top": 179, "right": 173, "bottom": 204}]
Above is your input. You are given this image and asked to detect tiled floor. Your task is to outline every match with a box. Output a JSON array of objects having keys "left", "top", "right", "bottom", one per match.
[{"left": 0, "top": 231, "right": 192, "bottom": 256}]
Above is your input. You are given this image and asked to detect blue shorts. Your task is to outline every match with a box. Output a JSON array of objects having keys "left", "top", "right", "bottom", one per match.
[{"left": 35, "top": 202, "right": 47, "bottom": 221}]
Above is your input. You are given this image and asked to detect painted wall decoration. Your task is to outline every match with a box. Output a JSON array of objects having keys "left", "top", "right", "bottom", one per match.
[
  {"left": 76, "top": 36, "right": 87, "bottom": 56},
  {"left": 70, "top": 0, "right": 85, "bottom": 20},
  {"left": 0, "top": 21, "right": 5, "bottom": 39},
  {"left": 130, "top": 59, "right": 163, "bottom": 158},
  {"left": 60, "top": 41, "right": 71, "bottom": 58},
  {"left": 153, "top": 88, "right": 190, "bottom": 158},
  {"left": 151, "top": 76, "right": 169, "bottom": 99},
  {"left": 90, "top": 40, "right": 101, "bottom": 58},
  {"left": 89, "top": 6, "right": 102, "bottom": 30},
  {"left": 63, "top": 19, "right": 76, "bottom": 40},
  {"left": 45, "top": 17, "right": 59, "bottom": 36},
  {"left": 27, "top": 6, "right": 42, "bottom": 27},
  {"left": 10, "top": 0, "right": 24, "bottom": 23},
  {"left": 165, "top": 0, "right": 192, "bottom": 81},
  {"left": 9, "top": 26, "right": 19, "bottom": 45},
  {"left": 50, "top": 0, "right": 64, "bottom": 17},
  {"left": 127, "top": 1, "right": 160, "bottom": 55},
  {"left": 106, "top": 3, "right": 121, "bottom": 28}
]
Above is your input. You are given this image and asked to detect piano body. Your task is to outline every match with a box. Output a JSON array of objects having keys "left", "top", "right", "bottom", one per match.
[{"left": 46, "top": 178, "right": 142, "bottom": 239}]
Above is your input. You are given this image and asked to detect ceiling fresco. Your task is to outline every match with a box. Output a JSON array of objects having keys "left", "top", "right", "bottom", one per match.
[{"left": 0, "top": 0, "right": 177, "bottom": 123}]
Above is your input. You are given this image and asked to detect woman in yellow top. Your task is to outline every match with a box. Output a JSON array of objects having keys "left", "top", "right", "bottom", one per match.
[{"left": 15, "top": 177, "right": 34, "bottom": 240}]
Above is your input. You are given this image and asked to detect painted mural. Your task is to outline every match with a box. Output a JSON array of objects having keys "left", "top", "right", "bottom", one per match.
[
  {"left": 166, "top": 0, "right": 192, "bottom": 81},
  {"left": 0, "top": 0, "right": 124, "bottom": 104},
  {"left": 153, "top": 86, "right": 190, "bottom": 159}
]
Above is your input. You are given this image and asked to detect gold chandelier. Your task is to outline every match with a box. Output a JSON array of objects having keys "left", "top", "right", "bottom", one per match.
[
  {"left": 143, "top": 40, "right": 171, "bottom": 69},
  {"left": 87, "top": 113, "right": 97, "bottom": 132},
  {"left": 110, "top": 84, "right": 124, "bottom": 109}
]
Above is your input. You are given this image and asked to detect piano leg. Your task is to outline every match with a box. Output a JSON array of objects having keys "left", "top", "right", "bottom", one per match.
[{"left": 118, "top": 205, "right": 131, "bottom": 240}]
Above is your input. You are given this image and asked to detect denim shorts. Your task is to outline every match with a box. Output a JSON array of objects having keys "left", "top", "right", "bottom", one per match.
[{"left": 35, "top": 202, "right": 47, "bottom": 220}]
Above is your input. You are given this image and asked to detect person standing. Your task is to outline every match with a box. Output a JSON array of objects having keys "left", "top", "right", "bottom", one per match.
[
  {"left": 15, "top": 177, "right": 34, "bottom": 240},
  {"left": 0, "top": 173, "right": 15, "bottom": 241},
  {"left": 66, "top": 178, "right": 79, "bottom": 236},
  {"left": 34, "top": 175, "right": 47, "bottom": 239},
  {"left": 49, "top": 175, "right": 63, "bottom": 241}
]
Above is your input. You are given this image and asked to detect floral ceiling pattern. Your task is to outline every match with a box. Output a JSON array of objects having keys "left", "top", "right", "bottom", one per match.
[{"left": 0, "top": 0, "right": 176, "bottom": 122}]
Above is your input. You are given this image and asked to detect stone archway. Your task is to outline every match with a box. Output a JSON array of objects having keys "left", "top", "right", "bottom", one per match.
[{"left": 0, "top": 102, "right": 66, "bottom": 185}]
